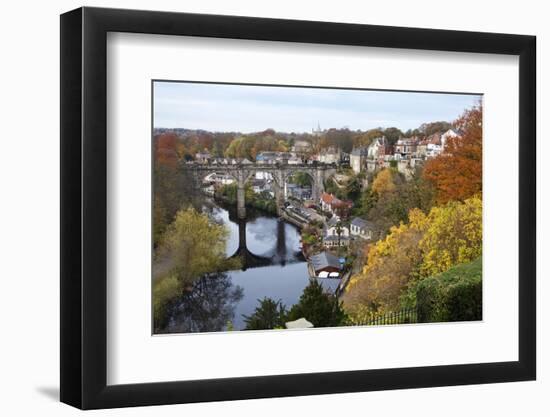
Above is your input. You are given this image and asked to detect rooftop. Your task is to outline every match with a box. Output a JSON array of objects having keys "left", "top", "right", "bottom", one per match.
[
  {"left": 351, "top": 147, "right": 369, "bottom": 156},
  {"left": 320, "top": 192, "right": 334, "bottom": 204},
  {"left": 396, "top": 136, "right": 420, "bottom": 145},
  {"left": 351, "top": 217, "right": 375, "bottom": 229},
  {"left": 327, "top": 216, "right": 339, "bottom": 227},
  {"left": 310, "top": 251, "right": 341, "bottom": 271}
]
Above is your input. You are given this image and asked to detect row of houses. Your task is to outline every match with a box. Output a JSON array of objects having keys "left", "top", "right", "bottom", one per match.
[
  {"left": 255, "top": 151, "right": 303, "bottom": 165},
  {"left": 195, "top": 150, "right": 307, "bottom": 166},
  {"left": 322, "top": 216, "right": 376, "bottom": 248},
  {"left": 349, "top": 128, "right": 462, "bottom": 174},
  {"left": 195, "top": 153, "right": 255, "bottom": 165},
  {"left": 318, "top": 192, "right": 376, "bottom": 248}
]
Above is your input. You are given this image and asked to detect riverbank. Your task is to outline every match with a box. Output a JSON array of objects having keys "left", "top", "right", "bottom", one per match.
[{"left": 280, "top": 209, "right": 308, "bottom": 229}]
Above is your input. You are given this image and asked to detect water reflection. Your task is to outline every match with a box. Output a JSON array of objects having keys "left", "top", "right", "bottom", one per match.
[
  {"left": 159, "top": 204, "right": 310, "bottom": 333},
  {"left": 213, "top": 206, "right": 304, "bottom": 264},
  {"left": 160, "top": 273, "right": 244, "bottom": 334}
]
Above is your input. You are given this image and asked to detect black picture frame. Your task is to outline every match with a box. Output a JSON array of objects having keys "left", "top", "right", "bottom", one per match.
[{"left": 60, "top": 6, "right": 536, "bottom": 410}]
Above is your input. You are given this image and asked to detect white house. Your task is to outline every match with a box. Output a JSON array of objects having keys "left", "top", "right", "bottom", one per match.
[
  {"left": 251, "top": 178, "right": 269, "bottom": 193},
  {"left": 325, "top": 217, "right": 350, "bottom": 237},
  {"left": 367, "top": 136, "right": 388, "bottom": 159},
  {"left": 318, "top": 147, "right": 341, "bottom": 164},
  {"left": 350, "top": 147, "right": 369, "bottom": 174},
  {"left": 350, "top": 217, "right": 376, "bottom": 240},
  {"left": 255, "top": 171, "right": 273, "bottom": 181},
  {"left": 320, "top": 192, "right": 334, "bottom": 212},
  {"left": 288, "top": 155, "right": 302, "bottom": 165},
  {"left": 204, "top": 173, "right": 235, "bottom": 185},
  {"left": 323, "top": 217, "right": 350, "bottom": 247},
  {"left": 394, "top": 137, "right": 419, "bottom": 158},
  {"left": 323, "top": 235, "right": 350, "bottom": 247},
  {"left": 320, "top": 192, "right": 353, "bottom": 218},
  {"left": 425, "top": 133, "right": 443, "bottom": 158}
]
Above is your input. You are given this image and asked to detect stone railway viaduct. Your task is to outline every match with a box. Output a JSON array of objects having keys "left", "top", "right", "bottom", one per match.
[{"left": 184, "top": 163, "right": 337, "bottom": 218}]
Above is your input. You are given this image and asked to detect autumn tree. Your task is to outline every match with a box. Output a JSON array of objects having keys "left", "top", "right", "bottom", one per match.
[
  {"left": 343, "top": 208, "right": 429, "bottom": 319},
  {"left": 353, "top": 129, "right": 384, "bottom": 148},
  {"left": 156, "top": 207, "right": 237, "bottom": 285},
  {"left": 224, "top": 136, "right": 255, "bottom": 159},
  {"left": 419, "top": 196, "right": 482, "bottom": 276},
  {"left": 343, "top": 197, "right": 482, "bottom": 321},
  {"left": 155, "top": 132, "right": 179, "bottom": 168},
  {"left": 319, "top": 128, "right": 354, "bottom": 153},
  {"left": 153, "top": 132, "right": 205, "bottom": 245},
  {"left": 372, "top": 168, "right": 397, "bottom": 195},
  {"left": 423, "top": 105, "right": 482, "bottom": 204},
  {"left": 153, "top": 208, "right": 239, "bottom": 329},
  {"left": 153, "top": 132, "right": 188, "bottom": 243}
]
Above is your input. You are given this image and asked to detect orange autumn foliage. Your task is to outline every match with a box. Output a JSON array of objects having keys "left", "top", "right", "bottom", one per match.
[
  {"left": 423, "top": 105, "right": 482, "bottom": 204},
  {"left": 155, "top": 133, "right": 179, "bottom": 168}
]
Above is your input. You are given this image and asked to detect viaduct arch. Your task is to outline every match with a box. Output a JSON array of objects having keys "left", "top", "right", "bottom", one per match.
[{"left": 184, "top": 163, "right": 337, "bottom": 218}]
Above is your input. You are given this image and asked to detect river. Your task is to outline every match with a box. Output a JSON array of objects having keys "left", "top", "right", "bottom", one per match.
[{"left": 158, "top": 203, "right": 313, "bottom": 333}]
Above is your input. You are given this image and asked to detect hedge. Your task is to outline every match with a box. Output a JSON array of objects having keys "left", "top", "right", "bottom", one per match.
[{"left": 416, "top": 257, "right": 482, "bottom": 323}]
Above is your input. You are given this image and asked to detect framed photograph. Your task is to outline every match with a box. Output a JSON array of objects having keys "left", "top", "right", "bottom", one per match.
[{"left": 60, "top": 6, "right": 536, "bottom": 409}]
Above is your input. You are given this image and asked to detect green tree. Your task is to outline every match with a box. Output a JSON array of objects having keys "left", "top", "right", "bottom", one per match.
[
  {"left": 288, "top": 171, "right": 313, "bottom": 187},
  {"left": 345, "top": 175, "right": 362, "bottom": 202},
  {"left": 287, "top": 280, "right": 347, "bottom": 327},
  {"left": 153, "top": 208, "right": 239, "bottom": 329},
  {"left": 157, "top": 207, "right": 236, "bottom": 286},
  {"left": 353, "top": 186, "right": 377, "bottom": 216},
  {"left": 225, "top": 136, "right": 253, "bottom": 159},
  {"left": 243, "top": 298, "right": 288, "bottom": 330}
]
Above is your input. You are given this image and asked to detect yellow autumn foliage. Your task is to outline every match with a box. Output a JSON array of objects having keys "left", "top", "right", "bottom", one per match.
[
  {"left": 344, "top": 196, "right": 482, "bottom": 319},
  {"left": 420, "top": 196, "right": 482, "bottom": 276},
  {"left": 153, "top": 207, "right": 240, "bottom": 330},
  {"left": 345, "top": 208, "right": 428, "bottom": 315},
  {"left": 371, "top": 168, "right": 397, "bottom": 196}
]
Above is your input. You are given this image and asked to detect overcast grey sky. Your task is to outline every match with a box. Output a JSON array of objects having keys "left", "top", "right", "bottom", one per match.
[{"left": 153, "top": 81, "right": 481, "bottom": 133}]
